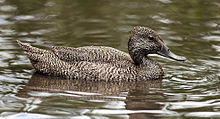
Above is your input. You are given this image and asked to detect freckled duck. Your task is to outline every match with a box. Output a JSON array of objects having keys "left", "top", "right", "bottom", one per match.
[{"left": 17, "top": 26, "right": 186, "bottom": 81}]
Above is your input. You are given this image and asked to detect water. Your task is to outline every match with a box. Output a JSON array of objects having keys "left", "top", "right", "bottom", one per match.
[{"left": 0, "top": 0, "right": 220, "bottom": 118}]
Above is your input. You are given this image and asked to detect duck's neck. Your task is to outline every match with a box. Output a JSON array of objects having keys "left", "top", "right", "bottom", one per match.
[{"left": 129, "top": 50, "right": 153, "bottom": 67}]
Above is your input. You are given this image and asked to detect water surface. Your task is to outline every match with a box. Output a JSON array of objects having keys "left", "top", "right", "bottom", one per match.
[{"left": 0, "top": 0, "right": 220, "bottom": 118}]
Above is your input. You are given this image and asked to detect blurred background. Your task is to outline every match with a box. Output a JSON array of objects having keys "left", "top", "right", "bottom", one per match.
[{"left": 0, "top": 0, "right": 220, "bottom": 118}]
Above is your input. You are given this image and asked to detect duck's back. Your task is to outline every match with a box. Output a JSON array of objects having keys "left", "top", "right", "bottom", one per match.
[{"left": 52, "top": 46, "right": 133, "bottom": 64}]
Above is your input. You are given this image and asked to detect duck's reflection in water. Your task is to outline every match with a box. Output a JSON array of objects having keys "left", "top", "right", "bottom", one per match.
[{"left": 17, "top": 73, "right": 164, "bottom": 119}]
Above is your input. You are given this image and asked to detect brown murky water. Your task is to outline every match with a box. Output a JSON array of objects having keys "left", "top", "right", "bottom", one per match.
[{"left": 0, "top": 0, "right": 220, "bottom": 118}]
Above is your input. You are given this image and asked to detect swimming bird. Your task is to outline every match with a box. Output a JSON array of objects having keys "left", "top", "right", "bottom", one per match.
[{"left": 17, "top": 26, "right": 185, "bottom": 81}]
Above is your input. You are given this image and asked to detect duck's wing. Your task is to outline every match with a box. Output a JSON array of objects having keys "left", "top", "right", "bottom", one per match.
[{"left": 51, "top": 46, "right": 133, "bottom": 63}]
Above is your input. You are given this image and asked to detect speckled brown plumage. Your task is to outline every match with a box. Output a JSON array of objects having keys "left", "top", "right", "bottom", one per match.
[{"left": 17, "top": 26, "right": 185, "bottom": 81}]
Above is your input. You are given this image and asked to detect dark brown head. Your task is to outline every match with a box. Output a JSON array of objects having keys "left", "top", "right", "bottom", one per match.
[{"left": 128, "top": 26, "right": 186, "bottom": 65}]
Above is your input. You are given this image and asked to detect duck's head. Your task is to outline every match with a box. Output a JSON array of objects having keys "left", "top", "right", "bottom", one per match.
[{"left": 128, "top": 26, "right": 186, "bottom": 65}]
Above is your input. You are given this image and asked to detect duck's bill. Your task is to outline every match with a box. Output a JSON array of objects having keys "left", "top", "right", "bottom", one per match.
[{"left": 157, "top": 44, "right": 186, "bottom": 61}]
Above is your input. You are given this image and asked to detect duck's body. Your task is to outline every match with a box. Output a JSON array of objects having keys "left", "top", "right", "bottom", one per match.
[{"left": 17, "top": 26, "right": 185, "bottom": 81}]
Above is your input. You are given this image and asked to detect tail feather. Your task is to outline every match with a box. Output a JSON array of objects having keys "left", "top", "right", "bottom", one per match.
[
  {"left": 17, "top": 40, "right": 53, "bottom": 74},
  {"left": 17, "top": 40, "right": 48, "bottom": 54},
  {"left": 17, "top": 40, "right": 76, "bottom": 78}
]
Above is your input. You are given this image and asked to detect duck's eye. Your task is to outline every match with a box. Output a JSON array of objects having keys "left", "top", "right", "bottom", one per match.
[{"left": 148, "top": 35, "right": 154, "bottom": 40}]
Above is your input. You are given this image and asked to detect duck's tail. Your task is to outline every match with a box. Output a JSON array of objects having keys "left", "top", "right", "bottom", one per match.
[
  {"left": 17, "top": 40, "right": 75, "bottom": 78},
  {"left": 17, "top": 40, "right": 52, "bottom": 74},
  {"left": 17, "top": 40, "right": 48, "bottom": 54}
]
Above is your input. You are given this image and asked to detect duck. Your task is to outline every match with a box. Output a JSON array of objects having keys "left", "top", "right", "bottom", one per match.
[{"left": 17, "top": 26, "right": 186, "bottom": 81}]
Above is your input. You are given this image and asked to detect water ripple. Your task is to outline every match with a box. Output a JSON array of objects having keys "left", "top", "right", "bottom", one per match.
[{"left": 185, "top": 112, "right": 220, "bottom": 118}]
